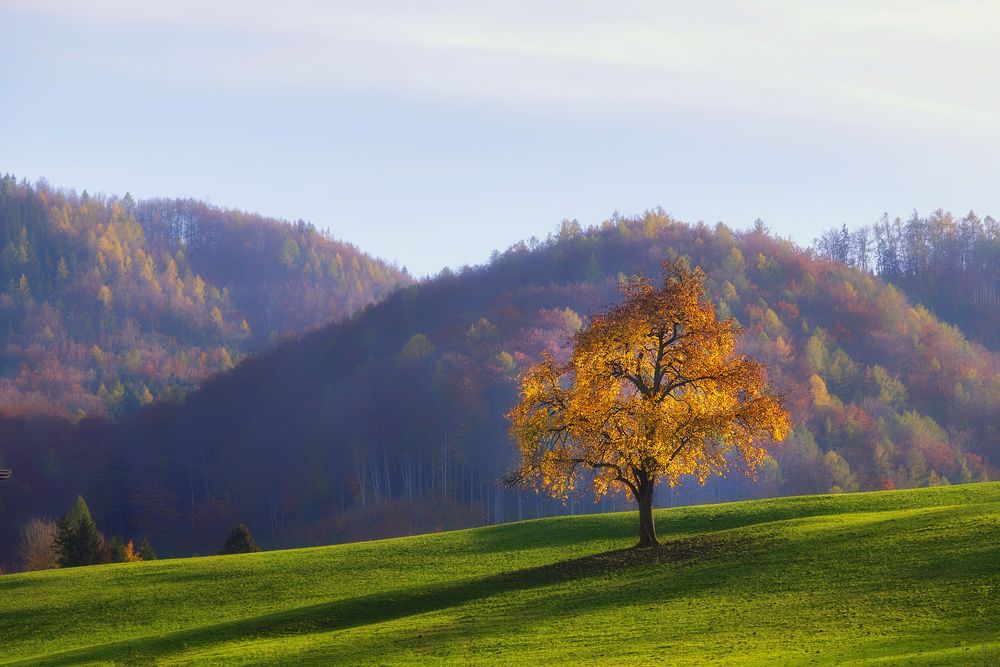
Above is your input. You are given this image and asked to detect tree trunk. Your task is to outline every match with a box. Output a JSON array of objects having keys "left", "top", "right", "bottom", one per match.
[{"left": 637, "top": 483, "right": 658, "bottom": 548}]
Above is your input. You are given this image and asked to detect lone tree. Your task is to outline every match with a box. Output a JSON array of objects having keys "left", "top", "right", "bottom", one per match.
[{"left": 506, "top": 261, "right": 791, "bottom": 547}]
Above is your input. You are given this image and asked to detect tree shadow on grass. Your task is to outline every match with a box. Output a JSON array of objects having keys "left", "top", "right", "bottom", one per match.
[
  {"left": 462, "top": 488, "right": 997, "bottom": 557},
  {"left": 17, "top": 533, "right": 756, "bottom": 666},
  {"left": 315, "top": 506, "right": 1000, "bottom": 666}
]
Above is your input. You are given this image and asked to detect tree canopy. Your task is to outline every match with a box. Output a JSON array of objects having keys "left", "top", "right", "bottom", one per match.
[{"left": 507, "top": 261, "right": 791, "bottom": 546}]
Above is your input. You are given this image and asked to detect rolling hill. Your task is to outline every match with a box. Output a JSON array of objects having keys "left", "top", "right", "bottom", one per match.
[
  {"left": 4, "top": 212, "right": 1000, "bottom": 564},
  {"left": 2, "top": 483, "right": 998, "bottom": 664}
]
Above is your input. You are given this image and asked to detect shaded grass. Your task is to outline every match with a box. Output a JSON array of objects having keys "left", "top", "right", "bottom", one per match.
[{"left": 3, "top": 483, "right": 1000, "bottom": 665}]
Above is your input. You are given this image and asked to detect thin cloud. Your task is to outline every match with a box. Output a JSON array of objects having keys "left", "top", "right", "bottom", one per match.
[{"left": 4, "top": 1, "right": 999, "bottom": 137}]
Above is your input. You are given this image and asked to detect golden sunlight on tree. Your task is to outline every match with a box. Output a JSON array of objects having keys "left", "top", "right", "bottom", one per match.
[{"left": 506, "top": 260, "right": 791, "bottom": 547}]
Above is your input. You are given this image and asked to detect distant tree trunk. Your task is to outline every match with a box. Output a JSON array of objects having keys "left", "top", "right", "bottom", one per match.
[{"left": 637, "top": 483, "right": 658, "bottom": 548}]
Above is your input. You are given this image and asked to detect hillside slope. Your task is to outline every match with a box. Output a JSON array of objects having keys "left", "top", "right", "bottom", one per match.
[
  {"left": 2, "top": 484, "right": 999, "bottom": 665},
  {"left": 0, "top": 175, "right": 409, "bottom": 417},
  {"left": 4, "top": 212, "right": 1000, "bottom": 561},
  {"left": 815, "top": 211, "right": 1000, "bottom": 350}
]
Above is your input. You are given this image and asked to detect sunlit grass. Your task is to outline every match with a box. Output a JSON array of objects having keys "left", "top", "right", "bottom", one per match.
[{"left": 2, "top": 483, "right": 999, "bottom": 665}]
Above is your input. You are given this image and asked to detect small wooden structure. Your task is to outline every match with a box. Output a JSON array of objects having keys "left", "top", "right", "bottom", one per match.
[{"left": 0, "top": 469, "right": 11, "bottom": 481}]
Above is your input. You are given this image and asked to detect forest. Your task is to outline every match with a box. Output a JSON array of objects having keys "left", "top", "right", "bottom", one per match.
[
  {"left": 815, "top": 210, "right": 1000, "bottom": 348},
  {"left": 0, "top": 175, "right": 409, "bottom": 417},
  {"left": 3, "top": 208, "right": 999, "bottom": 567}
]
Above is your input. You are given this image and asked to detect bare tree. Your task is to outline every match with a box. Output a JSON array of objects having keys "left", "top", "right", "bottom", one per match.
[{"left": 17, "top": 518, "right": 59, "bottom": 572}]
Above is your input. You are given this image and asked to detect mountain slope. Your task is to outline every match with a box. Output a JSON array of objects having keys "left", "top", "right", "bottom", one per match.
[
  {"left": 2, "top": 484, "right": 999, "bottom": 664},
  {"left": 3, "top": 212, "right": 1000, "bottom": 561},
  {"left": 0, "top": 176, "right": 409, "bottom": 417}
]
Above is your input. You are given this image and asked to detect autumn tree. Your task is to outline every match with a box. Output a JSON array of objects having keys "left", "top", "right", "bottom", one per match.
[
  {"left": 109, "top": 535, "right": 142, "bottom": 563},
  {"left": 506, "top": 261, "right": 791, "bottom": 547}
]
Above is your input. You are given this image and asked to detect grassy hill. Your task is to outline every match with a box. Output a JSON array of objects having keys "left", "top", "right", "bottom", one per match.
[{"left": 3, "top": 483, "right": 999, "bottom": 665}]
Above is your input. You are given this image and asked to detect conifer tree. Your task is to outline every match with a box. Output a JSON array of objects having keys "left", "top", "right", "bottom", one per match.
[
  {"left": 56, "top": 496, "right": 105, "bottom": 567},
  {"left": 138, "top": 537, "right": 157, "bottom": 561},
  {"left": 109, "top": 535, "right": 126, "bottom": 563},
  {"left": 219, "top": 523, "right": 261, "bottom": 555}
]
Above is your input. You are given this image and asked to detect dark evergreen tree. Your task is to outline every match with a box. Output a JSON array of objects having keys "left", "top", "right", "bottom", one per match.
[
  {"left": 109, "top": 535, "right": 126, "bottom": 563},
  {"left": 138, "top": 537, "right": 157, "bottom": 561},
  {"left": 219, "top": 523, "right": 260, "bottom": 555},
  {"left": 56, "top": 496, "right": 104, "bottom": 567}
]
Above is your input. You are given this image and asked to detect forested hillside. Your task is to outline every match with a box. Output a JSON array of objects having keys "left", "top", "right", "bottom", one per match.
[
  {"left": 815, "top": 210, "right": 1000, "bottom": 348},
  {"left": 0, "top": 176, "right": 409, "bottom": 417},
  {"left": 3, "top": 211, "right": 999, "bottom": 566}
]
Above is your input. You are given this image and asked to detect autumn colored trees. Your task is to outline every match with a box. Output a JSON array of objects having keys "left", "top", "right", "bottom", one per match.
[
  {"left": 815, "top": 211, "right": 1000, "bottom": 347},
  {"left": 10, "top": 496, "right": 156, "bottom": 571},
  {"left": 507, "top": 262, "right": 791, "bottom": 546},
  {"left": 2, "top": 208, "right": 997, "bottom": 565},
  {"left": 0, "top": 175, "right": 409, "bottom": 418}
]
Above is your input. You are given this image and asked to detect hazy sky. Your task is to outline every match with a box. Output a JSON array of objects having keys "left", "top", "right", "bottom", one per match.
[{"left": 2, "top": 1, "right": 998, "bottom": 276}]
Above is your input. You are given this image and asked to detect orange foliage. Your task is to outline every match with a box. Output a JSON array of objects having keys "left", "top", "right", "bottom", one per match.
[{"left": 507, "top": 261, "right": 790, "bottom": 545}]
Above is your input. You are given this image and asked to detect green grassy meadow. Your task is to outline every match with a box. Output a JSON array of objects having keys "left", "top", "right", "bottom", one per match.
[{"left": 3, "top": 483, "right": 1000, "bottom": 665}]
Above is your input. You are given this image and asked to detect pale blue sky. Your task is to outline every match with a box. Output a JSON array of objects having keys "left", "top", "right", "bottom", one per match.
[{"left": 2, "top": 1, "right": 998, "bottom": 276}]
